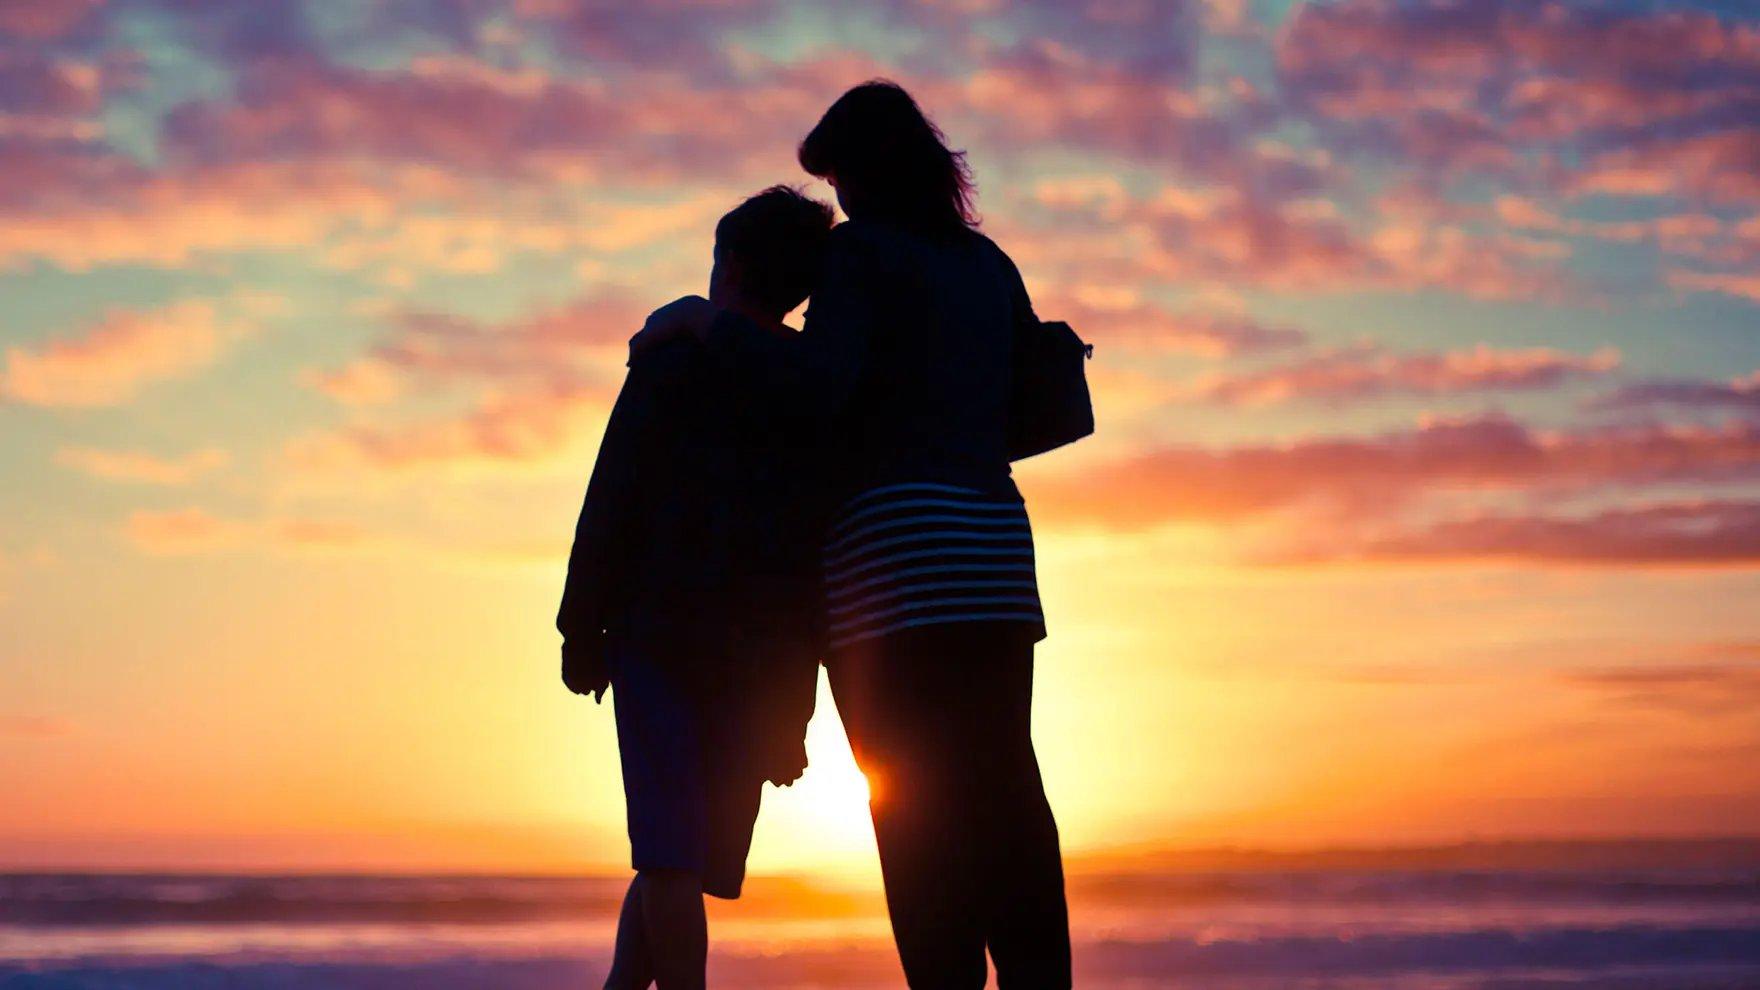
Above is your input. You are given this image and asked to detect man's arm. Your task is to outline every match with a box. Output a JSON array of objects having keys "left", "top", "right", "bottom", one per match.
[{"left": 556, "top": 359, "right": 660, "bottom": 700}]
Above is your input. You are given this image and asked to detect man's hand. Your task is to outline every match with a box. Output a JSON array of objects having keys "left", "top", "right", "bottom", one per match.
[
  {"left": 629, "top": 295, "right": 719, "bottom": 360},
  {"left": 766, "top": 738, "right": 809, "bottom": 788},
  {"left": 561, "top": 637, "right": 609, "bottom": 702}
]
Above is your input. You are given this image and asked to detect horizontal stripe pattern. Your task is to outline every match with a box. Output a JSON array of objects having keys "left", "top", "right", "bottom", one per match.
[{"left": 824, "top": 482, "right": 1043, "bottom": 649}]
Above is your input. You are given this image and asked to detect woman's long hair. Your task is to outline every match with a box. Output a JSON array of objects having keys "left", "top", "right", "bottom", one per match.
[{"left": 799, "top": 80, "right": 977, "bottom": 233}]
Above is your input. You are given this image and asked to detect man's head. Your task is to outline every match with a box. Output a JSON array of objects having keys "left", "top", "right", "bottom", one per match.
[{"left": 709, "top": 185, "right": 836, "bottom": 322}]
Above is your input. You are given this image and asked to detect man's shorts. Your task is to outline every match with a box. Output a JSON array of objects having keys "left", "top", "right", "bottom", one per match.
[{"left": 610, "top": 644, "right": 763, "bottom": 899}]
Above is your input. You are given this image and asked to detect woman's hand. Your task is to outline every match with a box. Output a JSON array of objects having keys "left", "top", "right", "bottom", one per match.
[{"left": 628, "top": 295, "right": 720, "bottom": 359}]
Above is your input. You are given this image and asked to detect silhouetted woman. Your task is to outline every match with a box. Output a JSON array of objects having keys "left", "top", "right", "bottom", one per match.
[{"left": 635, "top": 80, "right": 1071, "bottom": 988}]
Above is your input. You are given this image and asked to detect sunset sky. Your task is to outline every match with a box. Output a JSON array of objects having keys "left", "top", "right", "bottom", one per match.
[{"left": 4, "top": 0, "right": 1760, "bottom": 877}]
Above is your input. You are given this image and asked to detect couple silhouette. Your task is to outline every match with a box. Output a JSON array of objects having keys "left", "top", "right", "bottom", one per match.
[{"left": 558, "top": 81, "right": 1075, "bottom": 989}]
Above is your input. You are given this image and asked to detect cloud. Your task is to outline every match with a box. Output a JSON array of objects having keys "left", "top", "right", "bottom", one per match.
[
  {"left": 55, "top": 446, "right": 229, "bottom": 485},
  {"left": 285, "top": 383, "right": 610, "bottom": 478},
  {"left": 1668, "top": 269, "right": 1760, "bottom": 304},
  {"left": 0, "top": 161, "right": 410, "bottom": 270},
  {"left": 1575, "top": 127, "right": 1760, "bottom": 206},
  {"left": 1560, "top": 657, "right": 1760, "bottom": 717},
  {"left": 309, "top": 291, "right": 647, "bottom": 395},
  {"left": 1033, "top": 290, "right": 1307, "bottom": 356},
  {"left": 122, "top": 504, "right": 551, "bottom": 566},
  {"left": 948, "top": 44, "right": 1295, "bottom": 190},
  {"left": 159, "top": 52, "right": 854, "bottom": 185},
  {"left": 1339, "top": 499, "right": 1760, "bottom": 568},
  {"left": 288, "top": 290, "right": 648, "bottom": 480},
  {"left": 1009, "top": 178, "right": 1579, "bottom": 301},
  {"left": 1180, "top": 343, "right": 1620, "bottom": 407},
  {"left": 1278, "top": 0, "right": 1760, "bottom": 205},
  {"left": 1594, "top": 370, "right": 1760, "bottom": 417},
  {"left": 0, "top": 299, "right": 254, "bottom": 408},
  {"left": 298, "top": 360, "right": 406, "bottom": 407},
  {"left": 0, "top": 0, "right": 101, "bottom": 40},
  {"left": 0, "top": 50, "right": 109, "bottom": 119},
  {"left": 1027, "top": 414, "right": 1760, "bottom": 530},
  {"left": 125, "top": 508, "right": 257, "bottom": 555},
  {"left": 125, "top": 508, "right": 373, "bottom": 556}
]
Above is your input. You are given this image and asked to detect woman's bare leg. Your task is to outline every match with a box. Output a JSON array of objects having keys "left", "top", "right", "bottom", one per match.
[{"left": 605, "top": 875, "right": 655, "bottom": 989}]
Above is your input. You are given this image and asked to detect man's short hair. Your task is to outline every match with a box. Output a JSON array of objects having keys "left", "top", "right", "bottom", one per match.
[{"left": 714, "top": 185, "right": 837, "bottom": 314}]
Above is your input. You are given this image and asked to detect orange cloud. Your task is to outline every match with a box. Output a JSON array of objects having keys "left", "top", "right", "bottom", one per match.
[
  {"left": 0, "top": 162, "right": 412, "bottom": 271},
  {"left": 285, "top": 384, "right": 611, "bottom": 478},
  {"left": 1560, "top": 657, "right": 1760, "bottom": 717},
  {"left": 1180, "top": 343, "right": 1621, "bottom": 407},
  {"left": 0, "top": 300, "right": 251, "bottom": 408},
  {"left": 125, "top": 508, "right": 373, "bottom": 556},
  {"left": 298, "top": 360, "right": 406, "bottom": 406},
  {"left": 124, "top": 508, "right": 256, "bottom": 555},
  {"left": 55, "top": 446, "right": 229, "bottom": 485}
]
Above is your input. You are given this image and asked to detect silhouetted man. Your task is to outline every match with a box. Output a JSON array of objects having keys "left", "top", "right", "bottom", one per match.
[{"left": 557, "top": 186, "right": 835, "bottom": 990}]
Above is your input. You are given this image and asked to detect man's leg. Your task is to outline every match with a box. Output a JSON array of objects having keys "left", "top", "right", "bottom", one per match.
[
  {"left": 830, "top": 633, "right": 988, "bottom": 989},
  {"left": 605, "top": 875, "right": 655, "bottom": 989},
  {"left": 638, "top": 868, "right": 707, "bottom": 990}
]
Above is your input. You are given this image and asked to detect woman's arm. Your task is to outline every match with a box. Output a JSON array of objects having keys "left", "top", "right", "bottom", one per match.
[{"left": 633, "top": 224, "right": 882, "bottom": 421}]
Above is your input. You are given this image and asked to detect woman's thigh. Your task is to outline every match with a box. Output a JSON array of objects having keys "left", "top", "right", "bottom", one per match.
[{"left": 828, "top": 623, "right": 1038, "bottom": 793}]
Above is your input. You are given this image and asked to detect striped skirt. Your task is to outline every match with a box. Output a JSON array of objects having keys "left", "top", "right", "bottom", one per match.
[{"left": 822, "top": 481, "right": 1045, "bottom": 650}]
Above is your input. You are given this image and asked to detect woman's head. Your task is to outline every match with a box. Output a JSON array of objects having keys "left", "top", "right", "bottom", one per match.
[{"left": 799, "top": 80, "right": 977, "bottom": 233}]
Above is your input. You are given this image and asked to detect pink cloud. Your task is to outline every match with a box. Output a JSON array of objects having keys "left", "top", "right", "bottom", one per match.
[
  {"left": 1009, "top": 179, "right": 1578, "bottom": 301},
  {"left": 297, "top": 293, "right": 647, "bottom": 410},
  {"left": 289, "top": 291, "right": 650, "bottom": 479},
  {"left": 0, "top": 161, "right": 410, "bottom": 270},
  {"left": 1343, "top": 499, "right": 1760, "bottom": 568},
  {"left": 0, "top": 300, "right": 251, "bottom": 407},
  {"left": 946, "top": 45, "right": 1300, "bottom": 193},
  {"left": 0, "top": 50, "right": 107, "bottom": 118},
  {"left": 1596, "top": 370, "right": 1760, "bottom": 417},
  {"left": 1668, "top": 269, "right": 1760, "bottom": 304},
  {"left": 1575, "top": 128, "right": 1760, "bottom": 206},
  {"left": 1032, "top": 291, "right": 1306, "bottom": 356},
  {"left": 1027, "top": 414, "right": 1760, "bottom": 530},
  {"left": 0, "top": 0, "right": 101, "bottom": 40},
  {"left": 1181, "top": 343, "right": 1621, "bottom": 407},
  {"left": 55, "top": 446, "right": 229, "bottom": 485},
  {"left": 159, "top": 53, "right": 862, "bottom": 186},
  {"left": 1279, "top": 0, "right": 1760, "bottom": 205},
  {"left": 285, "top": 383, "right": 611, "bottom": 477}
]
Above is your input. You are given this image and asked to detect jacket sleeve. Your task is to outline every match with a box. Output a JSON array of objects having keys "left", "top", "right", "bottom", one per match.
[
  {"left": 556, "top": 363, "right": 652, "bottom": 648},
  {"left": 994, "top": 239, "right": 1042, "bottom": 343},
  {"left": 700, "top": 222, "right": 883, "bottom": 422}
]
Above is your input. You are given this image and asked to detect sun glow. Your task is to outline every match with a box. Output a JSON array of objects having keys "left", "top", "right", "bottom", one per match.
[{"left": 746, "top": 675, "right": 881, "bottom": 881}]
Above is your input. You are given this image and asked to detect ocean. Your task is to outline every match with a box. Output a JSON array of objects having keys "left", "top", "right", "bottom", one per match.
[{"left": 3, "top": 847, "right": 1760, "bottom": 988}]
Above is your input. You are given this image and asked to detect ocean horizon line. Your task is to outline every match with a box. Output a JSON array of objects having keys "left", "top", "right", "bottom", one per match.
[{"left": 6, "top": 834, "right": 1760, "bottom": 880}]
